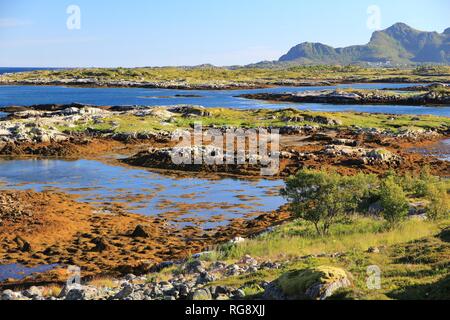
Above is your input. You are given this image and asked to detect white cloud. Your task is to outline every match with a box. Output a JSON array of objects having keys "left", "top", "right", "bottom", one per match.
[{"left": 0, "top": 18, "right": 33, "bottom": 28}]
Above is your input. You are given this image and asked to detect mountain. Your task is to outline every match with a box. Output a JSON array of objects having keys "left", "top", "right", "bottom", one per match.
[{"left": 278, "top": 23, "right": 449, "bottom": 65}]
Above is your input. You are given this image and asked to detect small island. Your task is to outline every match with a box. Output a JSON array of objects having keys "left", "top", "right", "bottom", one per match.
[{"left": 239, "top": 84, "right": 450, "bottom": 106}]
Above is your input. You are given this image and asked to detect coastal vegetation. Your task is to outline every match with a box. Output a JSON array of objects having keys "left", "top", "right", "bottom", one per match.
[
  {"left": 0, "top": 94, "right": 448, "bottom": 301},
  {"left": 205, "top": 218, "right": 449, "bottom": 300},
  {"left": 240, "top": 85, "right": 450, "bottom": 106},
  {"left": 282, "top": 168, "right": 450, "bottom": 236},
  {"left": 49, "top": 107, "right": 450, "bottom": 134},
  {"left": 283, "top": 168, "right": 449, "bottom": 234},
  {"left": 2, "top": 166, "right": 448, "bottom": 300},
  {"left": 200, "top": 169, "right": 449, "bottom": 300},
  {"left": 1, "top": 65, "right": 449, "bottom": 89}
]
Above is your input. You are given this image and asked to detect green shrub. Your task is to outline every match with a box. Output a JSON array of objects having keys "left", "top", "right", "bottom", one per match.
[
  {"left": 407, "top": 167, "right": 440, "bottom": 197},
  {"left": 379, "top": 176, "right": 409, "bottom": 226},
  {"left": 282, "top": 170, "right": 369, "bottom": 236},
  {"left": 425, "top": 183, "right": 449, "bottom": 220},
  {"left": 283, "top": 169, "right": 446, "bottom": 233}
]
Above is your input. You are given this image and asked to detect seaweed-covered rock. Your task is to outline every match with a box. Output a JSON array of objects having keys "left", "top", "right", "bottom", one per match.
[
  {"left": 13, "top": 236, "right": 32, "bottom": 252},
  {"left": 90, "top": 236, "right": 110, "bottom": 252},
  {"left": 131, "top": 225, "right": 150, "bottom": 238}
]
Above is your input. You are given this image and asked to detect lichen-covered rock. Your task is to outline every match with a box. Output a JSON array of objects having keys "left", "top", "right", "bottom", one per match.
[
  {"left": 1, "top": 289, "right": 24, "bottom": 300},
  {"left": 168, "top": 105, "right": 211, "bottom": 117},
  {"left": 112, "top": 283, "right": 134, "bottom": 300},
  {"left": 130, "top": 224, "right": 150, "bottom": 238},
  {"left": 13, "top": 235, "right": 32, "bottom": 252},
  {"left": 323, "top": 145, "right": 402, "bottom": 166},
  {"left": 366, "top": 148, "right": 399, "bottom": 163},
  {"left": 22, "top": 286, "right": 44, "bottom": 299},
  {"left": 183, "top": 259, "right": 206, "bottom": 274},
  {"left": 265, "top": 266, "right": 351, "bottom": 300},
  {"left": 63, "top": 285, "right": 100, "bottom": 300},
  {"left": 190, "top": 288, "right": 212, "bottom": 300}
]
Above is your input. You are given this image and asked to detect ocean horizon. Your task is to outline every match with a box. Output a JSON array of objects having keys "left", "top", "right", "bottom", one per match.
[{"left": 0, "top": 67, "right": 63, "bottom": 75}]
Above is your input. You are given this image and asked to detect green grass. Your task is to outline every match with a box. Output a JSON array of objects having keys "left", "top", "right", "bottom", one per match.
[
  {"left": 209, "top": 218, "right": 450, "bottom": 300},
  {"left": 145, "top": 264, "right": 183, "bottom": 283},
  {"left": 216, "top": 217, "right": 442, "bottom": 261},
  {"left": 209, "top": 269, "right": 285, "bottom": 289},
  {"left": 49, "top": 107, "right": 450, "bottom": 134},
  {"left": 342, "top": 226, "right": 450, "bottom": 300}
]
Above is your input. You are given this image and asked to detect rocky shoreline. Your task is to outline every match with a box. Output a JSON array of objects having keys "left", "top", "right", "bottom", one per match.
[
  {"left": 1, "top": 67, "right": 449, "bottom": 91},
  {"left": 0, "top": 187, "right": 369, "bottom": 301},
  {"left": 1, "top": 78, "right": 449, "bottom": 91},
  {"left": 0, "top": 102, "right": 449, "bottom": 300},
  {"left": 0, "top": 251, "right": 352, "bottom": 301},
  {"left": 381, "top": 83, "right": 449, "bottom": 92},
  {"left": 239, "top": 87, "right": 450, "bottom": 105},
  {"left": 0, "top": 78, "right": 338, "bottom": 91},
  {"left": 0, "top": 189, "right": 292, "bottom": 288},
  {"left": 0, "top": 103, "right": 449, "bottom": 176},
  {"left": 4, "top": 224, "right": 447, "bottom": 301}
]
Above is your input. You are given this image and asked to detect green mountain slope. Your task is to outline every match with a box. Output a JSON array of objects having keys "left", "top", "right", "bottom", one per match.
[{"left": 278, "top": 23, "right": 449, "bottom": 65}]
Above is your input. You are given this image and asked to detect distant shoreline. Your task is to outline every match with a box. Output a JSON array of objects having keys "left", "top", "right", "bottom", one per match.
[
  {"left": 0, "top": 67, "right": 65, "bottom": 75},
  {"left": 0, "top": 79, "right": 448, "bottom": 91},
  {"left": 1, "top": 65, "right": 449, "bottom": 91}
]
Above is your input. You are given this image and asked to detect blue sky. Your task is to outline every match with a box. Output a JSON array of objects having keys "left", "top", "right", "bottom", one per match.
[{"left": 0, "top": 0, "right": 448, "bottom": 67}]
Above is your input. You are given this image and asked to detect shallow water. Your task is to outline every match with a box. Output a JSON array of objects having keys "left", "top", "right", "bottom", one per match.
[
  {"left": 0, "top": 83, "right": 448, "bottom": 116},
  {"left": 0, "top": 263, "right": 59, "bottom": 282},
  {"left": 408, "top": 138, "right": 450, "bottom": 162},
  {"left": 0, "top": 80, "right": 448, "bottom": 282},
  {"left": 0, "top": 263, "right": 58, "bottom": 282},
  {"left": 0, "top": 159, "right": 286, "bottom": 229},
  {"left": 0, "top": 159, "right": 284, "bottom": 282}
]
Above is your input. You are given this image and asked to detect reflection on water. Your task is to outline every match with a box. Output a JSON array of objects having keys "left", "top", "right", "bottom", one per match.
[
  {"left": 0, "top": 263, "right": 59, "bottom": 282},
  {"left": 0, "top": 83, "right": 448, "bottom": 116},
  {"left": 0, "top": 159, "right": 286, "bottom": 229},
  {"left": 408, "top": 139, "right": 450, "bottom": 162}
]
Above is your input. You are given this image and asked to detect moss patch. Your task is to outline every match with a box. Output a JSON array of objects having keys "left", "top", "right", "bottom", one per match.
[{"left": 277, "top": 266, "right": 349, "bottom": 298}]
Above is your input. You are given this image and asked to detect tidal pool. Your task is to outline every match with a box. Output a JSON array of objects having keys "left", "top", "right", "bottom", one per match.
[
  {"left": 0, "top": 263, "right": 59, "bottom": 282},
  {"left": 0, "top": 159, "right": 286, "bottom": 229},
  {"left": 408, "top": 138, "right": 450, "bottom": 162}
]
